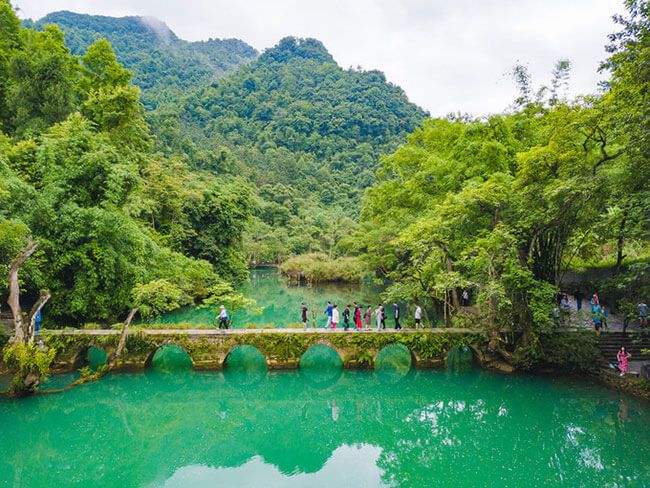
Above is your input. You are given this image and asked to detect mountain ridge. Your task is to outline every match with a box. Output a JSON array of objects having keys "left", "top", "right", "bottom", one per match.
[{"left": 29, "top": 10, "right": 258, "bottom": 108}]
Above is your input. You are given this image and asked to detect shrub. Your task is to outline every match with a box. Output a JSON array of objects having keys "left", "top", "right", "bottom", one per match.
[
  {"left": 280, "top": 253, "right": 364, "bottom": 283},
  {"left": 538, "top": 330, "right": 601, "bottom": 373},
  {"left": 2, "top": 342, "right": 56, "bottom": 395}
]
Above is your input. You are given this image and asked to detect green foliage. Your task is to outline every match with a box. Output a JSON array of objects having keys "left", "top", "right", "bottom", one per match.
[
  {"left": 539, "top": 330, "right": 601, "bottom": 373},
  {"left": 0, "top": 8, "right": 253, "bottom": 325},
  {"left": 202, "top": 281, "right": 257, "bottom": 315},
  {"left": 279, "top": 253, "right": 364, "bottom": 283},
  {"left": 2, "top": 342, "right": 56, "bottom": 394},
  {"left": 31, "top": 11, "right": 257, "bottom": 110},
  {"left": 133, "top": 280, "right": 189, "bottom": 318},
  {"left": 356, "top": 2, "right": 649, "bottom": 369},
  {"left": 156, "top": 36, "right": 425, "bottom": 263}
]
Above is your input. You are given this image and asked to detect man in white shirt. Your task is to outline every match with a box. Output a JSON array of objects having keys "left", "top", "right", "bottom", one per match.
[
  {"left": 331, "top": 304, "right": 339, "bottom": 329},
  {"left": 414, "top": 305, "right": 422, "bottom": 328}
]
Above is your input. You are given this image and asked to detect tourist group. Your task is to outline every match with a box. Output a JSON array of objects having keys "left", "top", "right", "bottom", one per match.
[{"left": 300, "top": 301, "right": 423, "bottom": 331}]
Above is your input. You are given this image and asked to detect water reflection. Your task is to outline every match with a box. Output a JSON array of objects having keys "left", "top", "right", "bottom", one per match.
[{"left": 0, "top": 370, "right": 648, "bottom": 487}]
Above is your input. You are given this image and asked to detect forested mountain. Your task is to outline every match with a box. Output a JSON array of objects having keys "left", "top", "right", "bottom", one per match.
[
  {"left": 31, "top": 13, "right": 427, "bottom": 264},
  {"left": 27, "top": 11, "right": 257, "bottom": 109},
  {"left": 159, "top": 37, "right": 427, "bottom": 262}
]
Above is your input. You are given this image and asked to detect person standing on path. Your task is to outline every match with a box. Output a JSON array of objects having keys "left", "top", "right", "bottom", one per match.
[
  {"left": 592, "top": 303, "right": 603, "bottom": 334},
  {"left": 617, "top": 347, "right": 631, "bottom": 376},
  {"left": 461, "top": 290, "right": 469, "bottom": 306},
  {"left": 375, "top": 305, "right": 383, "bottom": 331},
  {"left": 331, "top": 304, "right": 339, "bottom": 329},
  {"left": 325, "top": 301, "right": 333, "bottom": 328},
  {"left": 393, "top": 303, "right": 401, "bottom": 330},
  {"left": 301, "top": 303, "right": 308, "bottom": 328},
  {"left": 354, "top": 302, "right": 362, "bottom": 330},
  {"left": 343, "top": 305, "right": 351, "bottom": 331},
  {"left": 639, "top": 301, "right": 648, "bottom": 328},
  {"left": 414, "top": 304, "right": 422, "bottom": 328},
  {"left": 364, "top": 306, "right": 372, "bottom": 330},
  {"left": 574, "top": 290, "right": 584, "bottom": 311},
  {"left": 591, "top": 292, "right": 600, "bottom": 307},
  {"left": 380, "top": 305, "right": 386, "bottom": 329}
]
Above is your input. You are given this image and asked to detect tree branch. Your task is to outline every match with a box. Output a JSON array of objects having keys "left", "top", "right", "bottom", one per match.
[
  {"left": 27, "top": 290, "right": 50, "bottom": 343},
  {"left": 109, "top": 308, "right": 138, "bottom": 368}
]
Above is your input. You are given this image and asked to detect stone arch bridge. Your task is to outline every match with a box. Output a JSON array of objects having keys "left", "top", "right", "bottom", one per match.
[{"left": 41, "top": 328, "right": 485, "bottom": 372}]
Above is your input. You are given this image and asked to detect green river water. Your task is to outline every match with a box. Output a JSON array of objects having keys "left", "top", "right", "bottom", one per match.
[
  {"left": 152, "top": 268, "right": 386, "bottom": 328},
  {"left": 1, "top": 366, "right": 649, "bottom": 487}
]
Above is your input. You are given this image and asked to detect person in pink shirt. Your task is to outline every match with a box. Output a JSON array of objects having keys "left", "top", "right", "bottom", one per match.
[
  {"left": 353, "top": 302, "right": 362, "bottom": 330},
  {"left": 617, "top": 347, "right": 631, "bottom": 377}
]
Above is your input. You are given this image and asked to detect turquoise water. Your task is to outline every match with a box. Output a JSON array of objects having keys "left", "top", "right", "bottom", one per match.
[
  {"left": 0, "top": 368, "right": 648, "bottom": 487},
  {"left": 154, "top": 267, "right": 385, "bottom": 328}
]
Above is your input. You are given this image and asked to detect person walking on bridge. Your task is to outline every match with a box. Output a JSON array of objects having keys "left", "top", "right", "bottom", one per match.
[
  {"left": 301, "top": 303, "right": 308, "bottom": 328},
  {"left": 364, "top": 306, "right": 372, "bottom": 330},
  {"left": 218, "top": 305, "right": 229, "bottom": 329},
  {"left": 331, "top": 304, "right": 339, "bottom": 329},
  {"left": 325, "top": 301, "right": 333, "bottom": 328},
  {"left": 393, "top": 303, "right": 401, "bottom": 330},
  {"left": 354, "top": 302, "right": 362, "bottom": 330},
  {"left": 343, "top": 305, "right": 351, "bottom": 331},
  {"left": 375, "top": 305, "right": 383, "bottom": 331}
]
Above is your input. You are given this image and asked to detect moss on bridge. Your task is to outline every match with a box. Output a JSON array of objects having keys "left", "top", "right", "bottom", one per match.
[{"left": 41, "top": 329, "right": 486, "bottom": 371}]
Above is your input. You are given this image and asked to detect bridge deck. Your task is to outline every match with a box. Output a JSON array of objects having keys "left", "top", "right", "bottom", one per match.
[{"left": 42, "top": 327, "right": 484, "bottom": 336}]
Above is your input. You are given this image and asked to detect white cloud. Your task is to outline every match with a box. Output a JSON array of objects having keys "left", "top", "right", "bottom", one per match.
[{"left": 14, "top": 0, "right": 622, "bottom": 116}]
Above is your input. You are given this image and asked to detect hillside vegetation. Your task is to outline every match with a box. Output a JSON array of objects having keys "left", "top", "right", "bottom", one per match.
[
  {"left": 1, "top": 2, "right": 253, "bottom": 325},
  {"left": 28, "top": 11, "right": 257, "bottom": 109}
]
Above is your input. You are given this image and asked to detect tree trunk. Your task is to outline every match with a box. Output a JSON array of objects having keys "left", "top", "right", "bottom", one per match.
[
  {"left": 446, "top": 257, "right": 460, "bottom": 309},
  {"left": 27, "top": 291, "right": 51, "bottom": 343},
  {"left": 615, "top": 208, "right": 628, "bottom": 271},
  {"left": 7, "top": 239, "right": 38, "bottom": 344},
  {"left": 109, "top": 308, "right": 138, "bottom": 368}
]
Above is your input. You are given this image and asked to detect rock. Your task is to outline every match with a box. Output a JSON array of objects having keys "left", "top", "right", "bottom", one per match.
[
  {"left": 490, "top": 361, "right": 515, "bottom": 374},
  {"left": 640, "top": 364, "right": 650, "bottom": 380}
]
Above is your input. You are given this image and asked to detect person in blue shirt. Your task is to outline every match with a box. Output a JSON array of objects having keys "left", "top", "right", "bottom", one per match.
[
  {"left": 325, "top": 301, "right": 333, "bottom": 328},
  {"left": 34, "top": 310, "right": 43, "bottom": 335}
]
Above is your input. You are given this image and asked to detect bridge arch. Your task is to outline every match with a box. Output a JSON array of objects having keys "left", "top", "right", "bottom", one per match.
[
  {"left": 300, "top": 342, "right": 343, "bottom": 370},
  {"left": 73, "top": 345, "right": 108, "bottom": 371},
  {"left": 374, "top": 343, "right": 413, "bottom": 380},
  {"left": 223, "top": 345, "right": 268, "bottom": 371},
  {"left": 145, "top": 343, "right": 193, "bottom": 372}
]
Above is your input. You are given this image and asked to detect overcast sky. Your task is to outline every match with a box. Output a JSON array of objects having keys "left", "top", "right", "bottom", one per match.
[{"left": 15, "top": 0, "right": 622, "bottom": 116}]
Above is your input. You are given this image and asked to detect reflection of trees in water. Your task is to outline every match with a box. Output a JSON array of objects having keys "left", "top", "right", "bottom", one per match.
[
  {"left": 1, "top": 371, "right": 649, "bottom": 486},
  {"left": 150, "top": 344, "right": 193, "bottom": 372}
]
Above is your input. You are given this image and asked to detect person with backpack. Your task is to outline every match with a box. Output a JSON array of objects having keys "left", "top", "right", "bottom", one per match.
[{"left": 218, "top": 305, "right": 229, "bottom": 329}]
